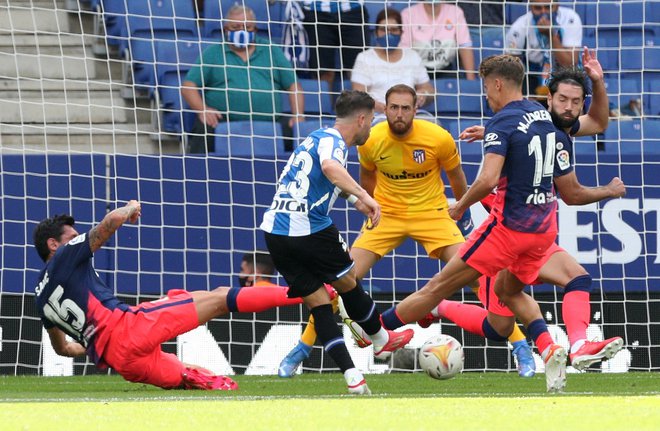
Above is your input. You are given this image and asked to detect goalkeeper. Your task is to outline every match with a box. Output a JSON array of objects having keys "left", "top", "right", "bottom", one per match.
[
  {"left": 278, "top": 84, "right": 536, "bottom": 378},
  {"left": 33, "top": 200, "right": 307, "bottom": 390}
]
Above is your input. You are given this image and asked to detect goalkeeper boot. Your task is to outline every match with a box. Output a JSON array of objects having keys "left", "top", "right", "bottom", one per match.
[
  {"left": 570, "top": 337, "right": 623, "bottom": 371},
  {"left": 278, "top": 341, "right": 312, "bottom": 378},
  {"left": 182, "top": 367, "right": 238, "bottom": 390},
  {"left": 344, "top": 318, "right": 372, "bottom": 348},
  {"left": 373, "top": 328, "right": 414, "bottom": 360},
  {"left": 543, "top": 344, "right": 567, "bottom": 393},
  {"left": 512, "top": 339, "right": 536, "bottom": 378}
]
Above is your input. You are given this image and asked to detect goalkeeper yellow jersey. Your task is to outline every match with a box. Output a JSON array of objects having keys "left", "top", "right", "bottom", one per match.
[{"left": 358, "top": 119, "right": 461, "bottom": 213}]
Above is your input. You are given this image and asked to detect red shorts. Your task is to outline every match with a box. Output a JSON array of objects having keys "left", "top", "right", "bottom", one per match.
[
  {"left": 476, "top": 274, "right": 514, "bottom": 317},
  {"left": 475, "top": 242, "right": 565, "bottom": 317},
  {"left": 459, "top": 214, "right": 557, "bottom": 285},
  {"left": 100, "top": 289, "right": 199, "bottom": 388}
]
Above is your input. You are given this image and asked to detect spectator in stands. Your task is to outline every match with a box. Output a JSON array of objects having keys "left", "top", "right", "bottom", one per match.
[
  {"left": 399, "top": 0, "right": 476, "bottom": 80},
  {"left": 457, "top": 0, "right": 523, "bottom": 42},
  {"left": 505, "top": 0, "right": 583, "bottom": 98},
  {"left": 181, "top": 4, "right": 304, "bottom": 154},
  {"left": 351, "top": 8, "right": 435, "bottom": 113},
  {"left": 301, "top": 1, "right": 370, "bottom": 90}
]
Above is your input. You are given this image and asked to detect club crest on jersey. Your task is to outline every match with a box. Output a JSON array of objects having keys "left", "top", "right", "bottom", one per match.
[
  {"left": 556, "top": 149, "right": 571, "bottom": 170},
  {"left": 413, "top": 149, "right": 426, "bottom": 164}
]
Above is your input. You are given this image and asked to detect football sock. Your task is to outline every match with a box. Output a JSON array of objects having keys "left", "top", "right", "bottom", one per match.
[
  {"left": 311, "top": 304, "right": 354, "bottom": 372},
  {"left": 300, "top": 316, "right": 317, "bottom": 346},
  {"left": 339, "top": 281, "right": 383, "bottom": 336},
  {"left": 437, "top": 300, "right": 487, "bottom": 336},
  {"left": 381, "top": 307, "right": 405, "bottom": 330},
  {"left": 527, "top": 318, "right": 554, "bottom": 356},
  {"left": 226, "top": 286, "right": 302, "bottom": 313},
  {"left": 482, "top": 318, "right": 508, "bottom": 342},
  {"left": 562, "top": 275, "right": 592, "bottom": 348},
  {"left": 507, "top": 324, "right": 527, "bottom": 344}
]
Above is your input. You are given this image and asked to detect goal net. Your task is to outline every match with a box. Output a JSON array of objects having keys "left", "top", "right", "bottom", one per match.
[{"left": 0, "top": 0, "right": 658, "bottom": 378}]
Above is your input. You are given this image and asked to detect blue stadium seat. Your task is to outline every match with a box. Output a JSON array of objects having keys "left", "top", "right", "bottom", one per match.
[
  {"left": 203, "top": 0, "right": 283, "bottom": 40},
  {"left": 100, "top": 0, "right": 127, "bottom": 47},
  {"left": 644, "top": 79, "right": 660, "bottom": 116},
  {"left": 292, "top": 119, "right": 333, "bottom": 142},
  {"left": 596, "top": 28, "right": 652, "bottom": 73},
  {"left": 213, "top": 121, "right": 285, "bottom": 157},
  {"left": 431, "top": 79, "right": 484, "bottom": 118},
  {"left": 121, "top": 1, "right": 198, "bottom": 94},
  {"left": 281, "top": 79, "right": 333, "bottom": 116},
  {"left": 505, "top": 2, "right": 527, "bottom": 25}
]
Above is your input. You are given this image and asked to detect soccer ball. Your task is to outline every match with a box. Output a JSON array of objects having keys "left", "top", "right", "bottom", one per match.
[{"left": 418, "top": 334, "right": 464, "bottom": 380}]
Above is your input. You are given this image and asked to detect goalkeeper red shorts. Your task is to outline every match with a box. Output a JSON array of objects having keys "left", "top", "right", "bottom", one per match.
[
  {"left": 459, "top": 214, "right": 557, "bottom": 285},
  {"left": 100, "top": 289, "right": 199, "bottom": 388}
]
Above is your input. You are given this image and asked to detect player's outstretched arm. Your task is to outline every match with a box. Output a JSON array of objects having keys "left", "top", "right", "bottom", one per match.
[
  {"left": 554, "top": 172, "right": 625, "bottom": 205},
  {"left": 88, "top": 200, "right": 141, "bottom": 252},
  {"left": 449, "top": 153, "right": 504, "bottom": 220},
  {"left": 575, "top": 47, "right": 609, "bottom": 137},
  {"left": 47, "top": 327, "right": 86, "bottom": 357}
]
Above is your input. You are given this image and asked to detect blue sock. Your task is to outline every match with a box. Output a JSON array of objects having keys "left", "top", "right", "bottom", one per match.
[
  {"left": 527, "top": 318, "right": 549, "bottom": 341},
  {"left": 381, "top": 307, "right": 405, "bottom": 330},
  {"left": 482, "top": 318, "right": 508, "bottom": 342}
]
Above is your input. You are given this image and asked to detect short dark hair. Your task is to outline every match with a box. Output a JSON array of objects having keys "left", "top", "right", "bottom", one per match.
[
  {"left": 479, "top": 54, "right": 525, "bottom": 88},
  {"left": 546, "top": 67, "right": 589, "bottom": 99},
  {"left": 385, "top": 84, "right": 417, "bottom": 107},
  {"left": 242, "top": 251, "right": 275, "bottom": 277},
  {"left": 33, "top": 214, "right": 75, "bottom": 262},
  {"left": 376, "top": 7, "right": 402, "bottom": 26},
  {"left": 334, "top": 90, "right": 375, "bottom": 118}
]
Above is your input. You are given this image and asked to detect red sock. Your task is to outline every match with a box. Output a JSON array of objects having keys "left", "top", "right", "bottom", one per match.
[
  {"left": 230, "top": 286, "right": 302, "bottom": 313},
  {"left": 562, "top": 290, "right": 590, "bottom": 345},
  {"left": 535, "top": 332, "right": 554, "bottom": 357},
  {"left": 438, "top": 300, "right": 487, "bottom": 337}
]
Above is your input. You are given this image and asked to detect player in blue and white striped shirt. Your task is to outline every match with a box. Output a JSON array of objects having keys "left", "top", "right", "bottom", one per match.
[{"left": 261, "top": 90, "right": 414, "bottom": 395}]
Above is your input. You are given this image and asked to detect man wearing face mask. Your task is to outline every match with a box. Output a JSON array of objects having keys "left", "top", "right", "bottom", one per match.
[
  {"left": 505, "top": 0, "right": 583, "bottom": 98},
  {"left": 351, "top": 8, "right": 434, "bottom": 113},
  {"left": 182, "top": 4, "right": 305, "bottom": 154}
]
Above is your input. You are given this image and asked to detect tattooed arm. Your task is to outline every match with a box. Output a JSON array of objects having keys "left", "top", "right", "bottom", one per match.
[{"left": 88, "top": 200, "right": 141, "bottom": 253}]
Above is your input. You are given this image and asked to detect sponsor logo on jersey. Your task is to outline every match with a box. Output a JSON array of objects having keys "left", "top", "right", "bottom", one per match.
[
  {"left": 484, "top": 132, "right": 501, "bottom": 148},
  {"left": 269, "top": 198, "right": 308, "bottom": 213},
  {"left": 413, "top": 149, "right": 426, "bottom": 164},
  {"left": 382, "top": 169, "right": 432, "bottom": 180},
  {"left": 556, "top": 149, "right": 571, "bottom": 170}
]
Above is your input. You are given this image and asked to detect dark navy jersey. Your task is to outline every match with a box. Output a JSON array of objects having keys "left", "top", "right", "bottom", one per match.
[
  {"left": 483, "top": 99, "right": 573, "bottom": 233},
  {"left": 34, "top": 233, "right": 129, "bottom": 363}
]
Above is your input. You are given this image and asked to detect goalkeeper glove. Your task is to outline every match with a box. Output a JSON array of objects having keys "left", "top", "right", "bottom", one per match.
[{"left": 457, "top": 208, "right": 474, "bottom": 237}]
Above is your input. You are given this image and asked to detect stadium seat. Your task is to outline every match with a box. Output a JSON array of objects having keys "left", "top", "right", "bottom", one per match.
[
  {"left": 644, "top": 79, "right": 660, "bottom": 116},
  {"left": 292, "top": 119, "right": 333, "bottom": 142},
  {"left": 505, "top": 2, "right": 527, "bottom": 25},
  {"left": 281, "top": 79, "right": 333, "bottom": 116},
  {"left": 98, "top": 0, "right": 127, "bottom": 48},
  {"left": 431, "top": 79, "right": 484, "bottom": 118},
  {"left": 213, "top": 121, "right": 285, "bottom": 157},
  {"left": 121, "top": 0, "right": 198, "bottom": 97}
]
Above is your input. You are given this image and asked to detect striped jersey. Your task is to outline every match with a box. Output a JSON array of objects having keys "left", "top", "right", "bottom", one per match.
[
  {"left": 261, "top": 127, "right": 348, "bottom": 236},
  {"left": 302, "top": 1, "right": 363, "bottom": 13}
]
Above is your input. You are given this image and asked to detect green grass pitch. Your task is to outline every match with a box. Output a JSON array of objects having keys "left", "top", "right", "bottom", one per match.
[{"left": 1, "top": 373, "right": 658, "bottom": 430}]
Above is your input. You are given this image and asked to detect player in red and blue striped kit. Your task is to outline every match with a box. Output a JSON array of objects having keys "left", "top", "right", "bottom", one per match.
[
  {"left": 33, "top": 200, "right": 306, "bottom": 390},
  {"left": 379, "top": 54, "right": 583, "bottom": 392}
]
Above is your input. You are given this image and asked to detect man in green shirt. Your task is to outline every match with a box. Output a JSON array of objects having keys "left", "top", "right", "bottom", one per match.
[{"left": 182, "top": 4, "right": 304, "bottom": 153}]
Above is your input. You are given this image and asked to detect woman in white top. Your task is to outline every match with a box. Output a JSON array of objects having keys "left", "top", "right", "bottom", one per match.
[{"left": 351, "top": 8, "right": 434, "bottom": 113}]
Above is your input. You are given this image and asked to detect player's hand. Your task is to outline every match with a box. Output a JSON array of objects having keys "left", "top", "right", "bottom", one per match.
[
  {"left": 199, "top": 108, "right": 223, "bottom": 128},
  {"left": 459, "top": 125, "right": 485, "bottom": 142},
  {"left": 582, "top": 47, "right": 604, "bottom": 82},
  {"left": 126, "top": 200, "right": 141, "bottom": 224},
  {"left": 448, "top": 201, "right": 465, "bottom": 221},
  {"left": 355, "top": 194, "right": 381, "bottom": 228},
  {"left": 607, "top": 177, "right": 626, "bottom": 198},
  {"left": 457, "top": 208, "right": 474, "bottom": 237}
]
